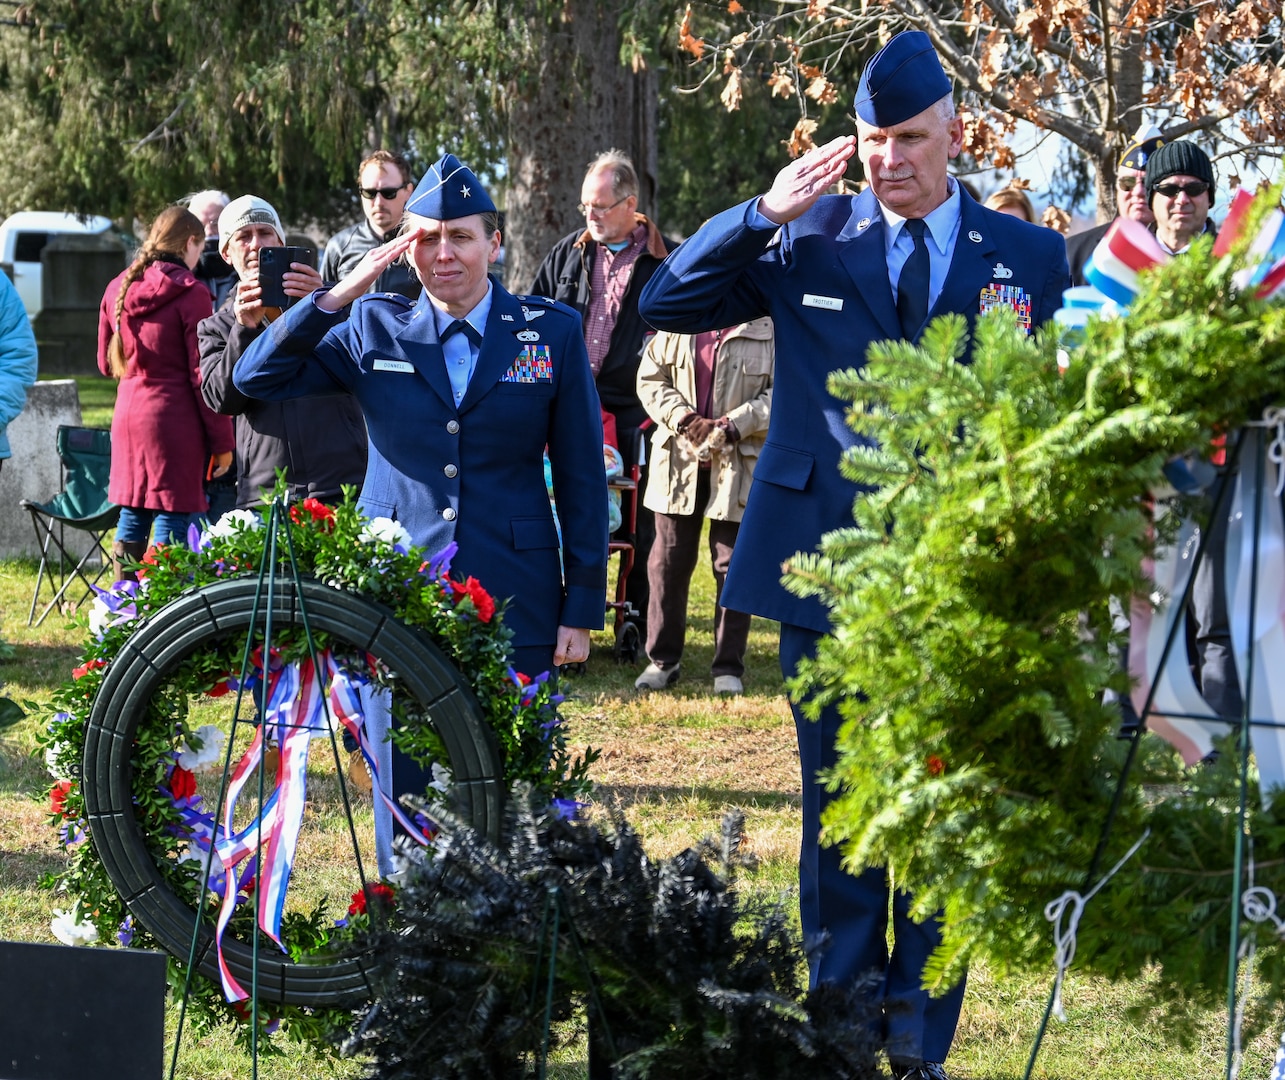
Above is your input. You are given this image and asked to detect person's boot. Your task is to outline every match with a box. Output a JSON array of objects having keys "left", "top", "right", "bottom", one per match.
[{"left": 111, "top": 540, "right": 148, "bottom": 584}]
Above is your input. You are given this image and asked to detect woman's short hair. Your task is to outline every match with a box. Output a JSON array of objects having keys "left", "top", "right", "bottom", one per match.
[{"left": 984, "top": 185, "right": 1036, "bottom": 223}]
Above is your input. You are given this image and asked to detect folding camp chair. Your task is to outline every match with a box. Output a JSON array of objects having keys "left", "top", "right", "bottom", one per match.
[{"left": 21, "top": 425, "right": 120, "bottom": 626}]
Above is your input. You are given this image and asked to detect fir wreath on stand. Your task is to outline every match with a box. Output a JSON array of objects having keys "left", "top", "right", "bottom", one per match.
[{"left": 783, "top": 188, "right": 1285, "bottom": 1069}]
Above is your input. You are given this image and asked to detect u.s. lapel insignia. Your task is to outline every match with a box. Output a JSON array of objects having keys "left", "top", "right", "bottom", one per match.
[
  {"left": 521, "top": 306, "right": 546, "bottom": 321},
  {"left": 856, "top": 217, "right": 871, "bottom": 231},
  {"left": 500, "top": 313, "right": 514, "bottom": 321},
  {"left": 992, "top": 262, "right": 1013, "bottom": 279},
  {"left": 516, "top": 329, "right": 540, "bottom": 342},
  {"left": 968, "top": 230, "right": 983, "bottom": 243}
]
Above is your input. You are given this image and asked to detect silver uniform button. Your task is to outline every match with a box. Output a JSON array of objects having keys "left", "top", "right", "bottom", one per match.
[
  {"left": 442, "top": 507, "right": 457, "bottom": 521},
  {"left": 443, "top": 464, "right": 458, "bottom": 478},
  {"left": 446, "top": 420, "right": 460, "bottom": 433}
]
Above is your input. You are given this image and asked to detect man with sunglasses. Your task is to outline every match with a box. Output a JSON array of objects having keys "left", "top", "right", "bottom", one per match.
[
  {"left": 1065, "top": 124, "right": 1163, "bottom": 286},
  {"left": 320, "top": 149, "right": 421, "bottom": 301},
  {"left": 1145, "top": 140, "right": 1217, "bottom": 254},
  {"left": 531, "top": 150, "right": 676, "bottom": 662}
]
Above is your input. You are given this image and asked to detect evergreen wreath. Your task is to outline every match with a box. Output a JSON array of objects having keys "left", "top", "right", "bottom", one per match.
[
  {"left": 787, "top": 195, "right": 1285, "bottom": 1027},
  {"left": 40, "top": 487, "right": 596, "bottom": 1049}
]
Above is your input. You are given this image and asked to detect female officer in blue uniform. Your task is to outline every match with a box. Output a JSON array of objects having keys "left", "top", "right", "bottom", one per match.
[{"left": 234, "top": 155, "right": 608, "bottom": 870}]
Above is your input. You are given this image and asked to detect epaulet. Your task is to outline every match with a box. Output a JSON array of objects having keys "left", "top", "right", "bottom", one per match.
[{"left": 358, "top": 291, "right": 415, "bottom": 311}]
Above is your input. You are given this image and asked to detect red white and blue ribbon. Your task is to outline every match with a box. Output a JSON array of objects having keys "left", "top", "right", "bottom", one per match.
[{"left": 207, "top": 650, "right": 436, "bottom": 1002}]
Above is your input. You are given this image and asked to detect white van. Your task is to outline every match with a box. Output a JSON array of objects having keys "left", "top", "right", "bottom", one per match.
[{"left": 0, "top": 211, "right": 119, "bottom": 320}]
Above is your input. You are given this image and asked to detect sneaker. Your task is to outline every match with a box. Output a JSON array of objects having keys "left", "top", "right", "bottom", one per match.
[
  {"left": 892, "top": 1063, "right": 950, "bottom": 1080},
  {"left": 713, "top": 675, "right": 743, "bottom": 695},
  {"left": 634, "top": 663, "right": 680, "bottom": 691}
]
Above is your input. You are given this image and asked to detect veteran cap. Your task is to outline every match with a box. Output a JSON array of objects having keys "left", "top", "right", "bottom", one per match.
[
  {"left": 217, "top": 195, "right": 284, "bottom": 258},
  {"left": 853, "top": 30, "right": 953, "bottom": 127},
  {"left": 405, "top": 154, "right": 496, "bottom": 219},
  {"left": 1119, "top": 123, "right": 1165, "bottom": 171}
]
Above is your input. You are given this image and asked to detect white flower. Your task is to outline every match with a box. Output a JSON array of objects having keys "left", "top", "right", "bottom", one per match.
[
  {"left": 204, "top": 508, "right": 262, "bottom": 540},
  {"left": 177, "top": 725, "right": 226, "bottom": 773},
  {"left": 88, "top": 594, "right": 113, "bottom": 637},
  {"left": 50, "top": 903, "right": 98, "bottom": 946},
  {"left": 428, "top": 761, "right": 453, "bottom": 794},
  {"left": 359, "top": 516, "right": 411, "bottom": 549},
  {"left": 44, "top": 740, "right": 74, "bottom": 781}
]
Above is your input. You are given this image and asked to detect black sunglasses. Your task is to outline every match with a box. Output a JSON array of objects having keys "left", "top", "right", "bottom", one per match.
[
  {"left": 1153, "top": 180, "right": 1210, "bottom": 199},
  {"left": 360, "top": 186, "right": 405, "bottom": 201}
]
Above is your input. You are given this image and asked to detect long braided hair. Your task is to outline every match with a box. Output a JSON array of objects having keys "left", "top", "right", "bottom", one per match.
[{"left": 106, "top": 205, "right": 203, "bottom": 378}]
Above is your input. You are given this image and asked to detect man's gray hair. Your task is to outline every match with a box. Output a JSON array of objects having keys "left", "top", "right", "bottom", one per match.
[
  {"left": 585, "top": 149, "right": 639, "bottom": 201},
  {"left": 186, "top": 189, "right": 230, "bottom": 211}
]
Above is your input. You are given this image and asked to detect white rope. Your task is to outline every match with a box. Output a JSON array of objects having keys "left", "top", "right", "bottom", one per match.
[{"left": 1044, "top": 828, "right": 1150, "bottom": 1022}]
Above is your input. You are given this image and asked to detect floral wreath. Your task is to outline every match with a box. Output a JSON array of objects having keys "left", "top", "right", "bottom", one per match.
[{"left": 41, "top": 487, "right": 596, "bottom": 1048}]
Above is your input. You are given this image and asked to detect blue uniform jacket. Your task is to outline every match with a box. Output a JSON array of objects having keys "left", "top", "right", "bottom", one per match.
[
  {"left": 639, "top": 188, "right": 1070, "bottom": 632},
  {"left": 233, "top": 280, "right": 609, "bottom": 648}
]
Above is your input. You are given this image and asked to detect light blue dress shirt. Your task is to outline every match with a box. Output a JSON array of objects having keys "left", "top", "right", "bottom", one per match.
[
  {"left": 746, "top": 179, "right": 963, "bottom": 313},
  {"left": 433, "top": 283, "right": 494, "bottom": 407}
]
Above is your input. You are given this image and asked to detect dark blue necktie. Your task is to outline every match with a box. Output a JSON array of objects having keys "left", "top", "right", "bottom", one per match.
[
  {"left": 897, "top": 218, "right": 930, "bottom": 339},
  {"left": 443, "top": 319, "right": 482, "bottom": 349}
]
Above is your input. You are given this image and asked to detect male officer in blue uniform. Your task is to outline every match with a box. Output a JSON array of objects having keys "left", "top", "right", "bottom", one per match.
[
  {"left": 640, "top": 32, "right": 1069, "bottom": 1080},
  {"left": 235, "top": 155, "right": 608, "bottom": 871}
]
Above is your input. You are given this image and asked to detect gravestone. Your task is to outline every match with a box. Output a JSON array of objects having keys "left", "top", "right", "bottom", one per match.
[
  {"left": 0, "top": 380, "right": 84, "bottom": 559},
  {"left": 33, "top": 233, "right": 128, "bottom": 376},
  {"left": 0, "top": 940, "right": 165, "bottom": 1080}
]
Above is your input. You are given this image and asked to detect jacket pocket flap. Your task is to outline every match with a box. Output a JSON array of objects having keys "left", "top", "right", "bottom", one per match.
[
  {"left": 753, "top": 444, "right": 813, "bottom": 490},
  {"left": 511, "top": 516, "right": 560, "bottom": 550}
]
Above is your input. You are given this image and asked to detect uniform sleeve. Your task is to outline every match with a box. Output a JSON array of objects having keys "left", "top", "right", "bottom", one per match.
[
  {"left": 544, "top": 317, "right": 608, "bottom": 631},
  {"left": 638, "top": 200, "right": 776, "bottom": 334},
  {"left": 233, "top": 293, "right": 361, "bottom": 400}
]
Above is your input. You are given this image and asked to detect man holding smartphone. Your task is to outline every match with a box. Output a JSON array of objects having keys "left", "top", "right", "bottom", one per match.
[
  {"left": 198, "top": 195, "right": 368, "bottom": 513},
  {"left": 321, "top": 150, "right": 421, "bottom": 301}
]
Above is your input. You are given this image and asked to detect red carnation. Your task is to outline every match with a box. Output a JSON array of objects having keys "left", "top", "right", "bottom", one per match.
[
  {"left": 289, "top": 498, "right": 336, "bottom": 531},
  {"left": 450, "top": 576, "right": 495, "bottom": 623},
  {"left": 50, "top": 780, "right": 73, "bottom": 817},
  {"left": 137, "top": 544, "right": 162, "bottom": 580},
  {"left": 168, "top": 766, "right": 197, "bottom": 800},
  {"left": 72, "top": 658, "right": 105, "bottom": 680},
  {"left": 206, "top": 678, "right": 234, "bottom": 697},
  {"left": 348, "top": 882, "right": 396, "bottom": 915},
  {"left": 926, "top": 754, "right": 946, "bottom": 777}
]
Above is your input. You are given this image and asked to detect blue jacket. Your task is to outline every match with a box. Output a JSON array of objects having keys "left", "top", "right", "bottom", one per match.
[
  {"left": 0, "top": 271, "right": 38, "bottom": 459},
  {"left": 640, "top": 188, "right": 1070, "bottom": 632},
  {"left": 233, "top": 279, "right": 609, "bottom": 648}
]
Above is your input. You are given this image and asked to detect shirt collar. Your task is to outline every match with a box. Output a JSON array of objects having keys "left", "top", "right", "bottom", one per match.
[
  {"left": 432, "top": 280, "right": 494, "bottom": 337},
  {"left": 879, "top": 177, "right": 961, "bottom": 255}
]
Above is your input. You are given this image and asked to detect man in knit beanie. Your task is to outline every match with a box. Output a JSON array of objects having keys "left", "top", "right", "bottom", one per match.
[{"left": 1145, "top": 139, "right": 1216, "bottom": 253}]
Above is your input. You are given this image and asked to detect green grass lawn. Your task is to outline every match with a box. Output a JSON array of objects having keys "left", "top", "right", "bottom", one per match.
[{"left": 1, "top": 528, "right": 1281, "bottom": 1076}]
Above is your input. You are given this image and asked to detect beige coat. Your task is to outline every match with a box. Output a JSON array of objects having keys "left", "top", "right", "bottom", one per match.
[{"left": 637, "top": 317, "right": 774, "bottom": 521}]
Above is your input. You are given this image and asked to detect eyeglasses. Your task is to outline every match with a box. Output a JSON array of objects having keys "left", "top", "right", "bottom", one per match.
[
  {"left": 577, "top": 195, "right": 630, "bottom": 217},
  {"left": 1117, "top": 176, "right": 1141, "bottom": 192},
  {"left": 1154, "top": 181, "right": 1211, "bottom": 199},
  {"left": 360, "top": 186, "right": 406, "bottom": 201}
]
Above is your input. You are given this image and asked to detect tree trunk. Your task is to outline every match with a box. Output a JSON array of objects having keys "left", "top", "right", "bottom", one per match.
[{"left": 503, "top": 0, "right": 658, "bottom": 291}]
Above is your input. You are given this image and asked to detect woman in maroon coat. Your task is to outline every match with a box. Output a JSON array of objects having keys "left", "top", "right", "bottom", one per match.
[{"left": 97, "top": 206, "right": 234, "bottom": 581}]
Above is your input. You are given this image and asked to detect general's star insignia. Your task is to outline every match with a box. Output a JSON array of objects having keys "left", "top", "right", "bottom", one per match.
[{"left": 461, "top": 183, "right": 471, "bottom": 198}]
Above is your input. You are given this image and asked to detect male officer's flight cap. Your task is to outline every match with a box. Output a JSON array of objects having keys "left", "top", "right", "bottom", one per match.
[
  {"left": 853, "top": 30, "right": 953, "bottom": 127},
  {"left": 405, "top": 154, "right": 497, "bottom": 219}
]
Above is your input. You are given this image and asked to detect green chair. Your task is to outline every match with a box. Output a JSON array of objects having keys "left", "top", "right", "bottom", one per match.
[{"left": 21, "top": 425, "right": 120, "bottom": 626}]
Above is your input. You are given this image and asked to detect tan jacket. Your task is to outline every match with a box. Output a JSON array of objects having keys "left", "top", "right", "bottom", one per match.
[{"left": 637, "top": 317, "right": 774, "bottom": 521}]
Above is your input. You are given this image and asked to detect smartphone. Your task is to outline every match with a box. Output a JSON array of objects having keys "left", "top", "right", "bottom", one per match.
[{"left": 257, "top": 246, "right": 315, "bottom": 308}]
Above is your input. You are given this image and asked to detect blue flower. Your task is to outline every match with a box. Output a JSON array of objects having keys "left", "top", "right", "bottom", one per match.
[
  {"left": 117, "top": 915, "right": 135, "bottom": 946},
  {"left": 551, "top": 798, "right": 583, "bottom": 821},
  {"left": 425, "top": 541, "right": 459, "bottom": 580}
]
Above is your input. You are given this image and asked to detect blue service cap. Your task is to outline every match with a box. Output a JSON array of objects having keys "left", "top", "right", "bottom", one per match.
[
  {"left": 853, "top": 30, "right": 952, "bottom": 127},
  {"left": 405, "top": 154, "right": 496, "bottom": 219}
]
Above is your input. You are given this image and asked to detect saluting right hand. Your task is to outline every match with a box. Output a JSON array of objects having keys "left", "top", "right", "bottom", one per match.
[
  {"left": 759, "top": 134, "right": 857, "bottom": 226},
  {"left": 317, "top": 229, "right": 424, "bottom": 313}
]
